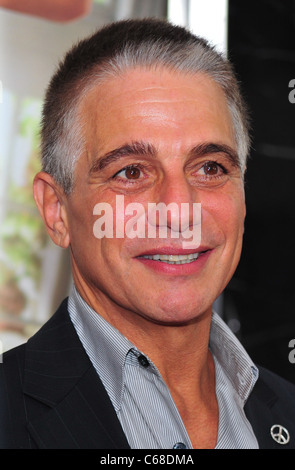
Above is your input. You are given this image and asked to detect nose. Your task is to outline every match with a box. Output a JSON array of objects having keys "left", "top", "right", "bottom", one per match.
[
  {"left": 148, "top": 171, "right": 200, "bottom": 234},
  {"left": 159, "top": 171, "right": 196, "bottom": 207}
]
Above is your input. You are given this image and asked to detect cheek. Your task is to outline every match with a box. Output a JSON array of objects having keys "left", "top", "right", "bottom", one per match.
[
  {"left": 108, "top": 193, "right": 149, "bottom": 242},
  {"left": 66, "top": 197, "right": 100, "bottom": 260},
  {"left": 202, "top": 189, "right": 246, "bottom": 242}
]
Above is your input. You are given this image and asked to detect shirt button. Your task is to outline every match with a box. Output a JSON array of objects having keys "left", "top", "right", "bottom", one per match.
[
  {"left": 173, "top": 442, "right": 187, "bottom": 449},
  {"left": 138, "top": 355, "right": 149, "bottom": 368}
]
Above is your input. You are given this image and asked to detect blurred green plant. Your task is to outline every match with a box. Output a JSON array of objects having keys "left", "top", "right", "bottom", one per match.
[
  {"left": 8, "top": 98, "right": 42, "bottom": 205},
  {"left": 0, "top": 97, "right": 48, "bottom": 294},
  {"left": 1, "top": 210, "right": 46, "bottom": 283}
]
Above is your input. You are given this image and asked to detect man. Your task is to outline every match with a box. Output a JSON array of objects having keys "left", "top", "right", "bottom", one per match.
[{"left": 1, "top": 18, "right": 295, "bottom": 449}]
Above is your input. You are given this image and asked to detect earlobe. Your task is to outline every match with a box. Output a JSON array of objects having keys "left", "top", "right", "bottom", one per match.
[{"left": 33, "top": 172, "right": 70, "bottom": 248}]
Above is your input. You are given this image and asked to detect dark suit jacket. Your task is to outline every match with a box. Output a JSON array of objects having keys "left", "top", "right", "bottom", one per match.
[{"left": 1, "top": 298, "right": 295, "bottom": 449}]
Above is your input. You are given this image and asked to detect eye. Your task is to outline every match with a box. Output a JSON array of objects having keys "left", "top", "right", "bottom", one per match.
[
  {"left": 113, "top": 165, "right": 143, "bottom": 180},
  {"left": 109, "top": 162, "right": 155, "bottom": 192},
  {"left": 203, "top": 161, "right": 218, "bottom": 175},
  {"left": 198, "top": 161, "right": 227, "bottom": 177}
]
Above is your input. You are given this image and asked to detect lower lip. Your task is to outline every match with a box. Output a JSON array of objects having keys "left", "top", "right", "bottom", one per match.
[{"left": 136, "top": 251, "right": 212, "bottom": 275}]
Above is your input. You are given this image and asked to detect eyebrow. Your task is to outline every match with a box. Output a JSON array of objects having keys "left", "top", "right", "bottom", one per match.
[
  {"left": 187, "top": 142, "right": 240, "bottom": 169},
  {"left": 90, "top": 141, "right": 157, "bottom": 173},
  {"left": 89, "top": 140, "right": 240, "bottom": 174}
]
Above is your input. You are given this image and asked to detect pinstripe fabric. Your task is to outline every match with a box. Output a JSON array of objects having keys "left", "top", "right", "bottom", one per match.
[{"left": 68, "top": 286, "right": 259, "bottom": 449}]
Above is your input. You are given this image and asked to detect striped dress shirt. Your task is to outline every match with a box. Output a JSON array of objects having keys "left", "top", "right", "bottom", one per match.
[{"left": 68, "top": 286, "right": 259, "bottom": 449}]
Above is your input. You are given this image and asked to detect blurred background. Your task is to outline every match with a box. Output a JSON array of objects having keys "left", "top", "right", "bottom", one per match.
[{"left": 0, "top": 0, "right": 294, "bottom": 383}]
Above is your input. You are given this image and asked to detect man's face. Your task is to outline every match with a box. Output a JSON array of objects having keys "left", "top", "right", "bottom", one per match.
[{"left": 63, "top": 68, "right": 246, "bottom": 327}]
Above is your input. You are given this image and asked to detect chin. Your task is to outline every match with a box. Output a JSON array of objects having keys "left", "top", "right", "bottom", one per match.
[{"left": 147, "top": 297, "right": 211, "bottom": 325}]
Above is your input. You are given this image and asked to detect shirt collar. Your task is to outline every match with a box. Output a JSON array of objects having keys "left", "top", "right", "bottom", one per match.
[
  {"left": 209, "top": 311, "right": 258, "bottom": 403},
  {"left": 68, "top": 286, "right": 258, "bottom": 411}
]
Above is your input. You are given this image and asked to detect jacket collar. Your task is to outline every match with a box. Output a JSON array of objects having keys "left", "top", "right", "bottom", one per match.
[{"left": 23, "top": 299, "right": 130, "bottom": 449}]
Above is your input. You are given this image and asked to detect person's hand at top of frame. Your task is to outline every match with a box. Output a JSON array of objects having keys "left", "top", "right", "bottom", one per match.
[{"left": 0, "top": 0, "right": 93, "bottom": 22}]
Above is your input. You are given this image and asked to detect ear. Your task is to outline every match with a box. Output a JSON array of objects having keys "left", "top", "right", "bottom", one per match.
[{"left": 33, "top": 172, "right": 70, "bottom": 248}]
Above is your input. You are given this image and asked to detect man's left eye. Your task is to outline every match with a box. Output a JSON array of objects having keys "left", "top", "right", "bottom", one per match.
[{"left": 199, "top": 161, "right": 225, "bottom": 176}]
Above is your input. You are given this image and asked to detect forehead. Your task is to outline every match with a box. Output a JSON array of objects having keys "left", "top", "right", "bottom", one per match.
[{"left": 80, "top": 67, "right": 235, "bottom": 154}]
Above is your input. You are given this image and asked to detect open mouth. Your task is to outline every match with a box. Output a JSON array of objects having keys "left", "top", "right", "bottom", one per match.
[{"left": 138, "top": 252, "right": 207, "bottom": 265}]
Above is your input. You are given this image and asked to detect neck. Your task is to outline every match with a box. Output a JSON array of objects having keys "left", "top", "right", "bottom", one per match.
[
  {"left": 125, "top": 311, "right": 212, "bottom": 383},
  {"left": 137, "top": 316, "right": 214, "bottom": 409}
]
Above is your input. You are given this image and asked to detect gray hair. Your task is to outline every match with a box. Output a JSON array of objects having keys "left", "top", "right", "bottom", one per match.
[{"left": 41, "top": 18, "right": 250, "bottom": 194}]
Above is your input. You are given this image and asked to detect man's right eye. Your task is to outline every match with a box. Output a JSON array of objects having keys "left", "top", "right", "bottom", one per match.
[{"left": 113, "top": 165, "right": 144, "bottom": 181}]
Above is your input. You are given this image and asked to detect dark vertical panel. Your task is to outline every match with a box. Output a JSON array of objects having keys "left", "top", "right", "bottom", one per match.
[{"left": 227, "top": 0, "right": 295, "bottom": 382}]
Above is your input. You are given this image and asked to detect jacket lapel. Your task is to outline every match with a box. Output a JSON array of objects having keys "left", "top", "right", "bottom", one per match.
[
  {"left": 23, "top": 299, "right": 129, "bottom": 449},
  {"left": 245, "top": 368, "right": 295, "bottom": 449}
]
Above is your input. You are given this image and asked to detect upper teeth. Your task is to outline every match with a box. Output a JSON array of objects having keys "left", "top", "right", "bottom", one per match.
[{"left": 141, "top": 253, "right": 200, "bottom": 264}]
